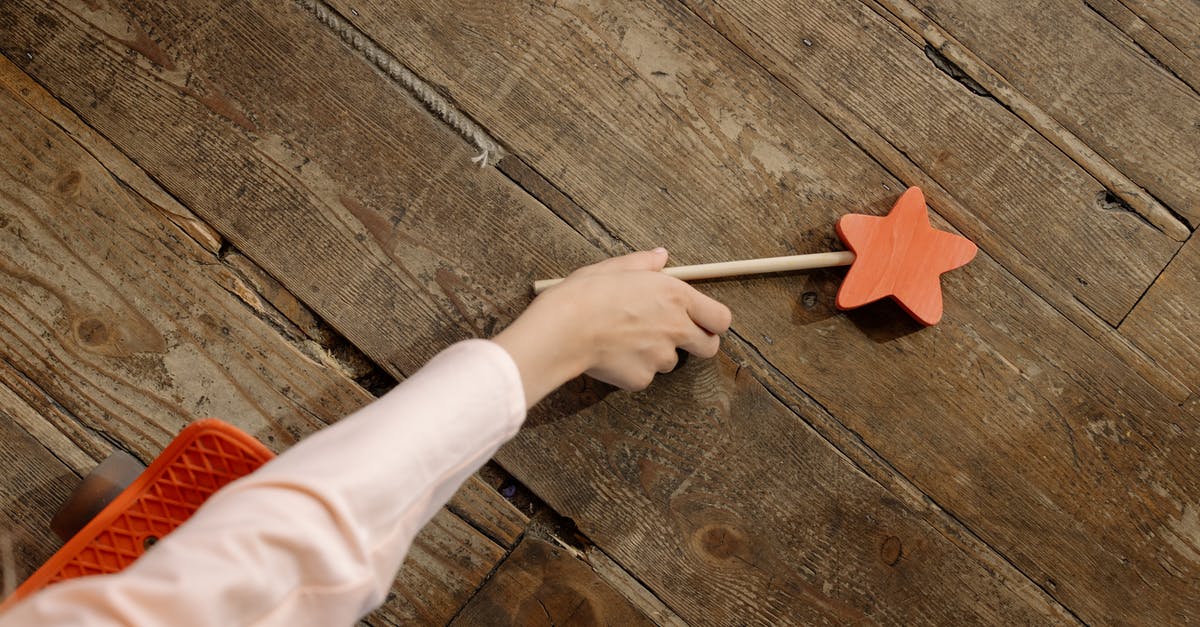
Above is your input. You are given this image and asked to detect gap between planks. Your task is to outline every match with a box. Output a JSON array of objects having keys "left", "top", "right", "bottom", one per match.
[
  {"left": 0, "top": 61, "right": 516, "bottom": 625},
  {"left": 287, "top": 0, "right": 1189, "bottom": 404},
  {"left": 1083, "top": 0, "right": 1200, "bottom": 94},
  {"left": 0, "top": 56, "right": 224, "bottom": 255},
  {"left": 11, "top": 2, "right": 1171, "bottom": 614},
  {"left": 871, "top": 0, "right": 1191, "bottom": 240}
]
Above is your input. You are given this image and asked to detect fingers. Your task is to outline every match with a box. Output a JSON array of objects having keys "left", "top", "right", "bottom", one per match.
[
  {"left": 678, "top": 327, "right": 720, "bottom": 358},
  {"left": 655, "top": 347, "right": 680, "bottom": 373},
  {"left": 683, "top": 285, "right": 733, "bottom": 335}
]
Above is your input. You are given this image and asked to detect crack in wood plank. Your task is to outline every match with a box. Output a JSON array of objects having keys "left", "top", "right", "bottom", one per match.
[
  {"left": 312, "top": 2, "right": 1198, "bottom": 620},
  {"left": 6, "top": 0, "right": 1185, "bottom": 621},
  {"left": 869, "top": 0, "right": 1193, "bottom": 238},
  {"left": 1083, "top": 0, "right": 1200, "bottom": 94}
]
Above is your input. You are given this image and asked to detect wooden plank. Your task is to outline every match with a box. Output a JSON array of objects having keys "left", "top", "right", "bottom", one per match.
[
  {"left": 0, "top": 0, "right": 1084, "bottom": 622},
  {"left": 517, "top": 357, "right": 1077, "bottom": 623},
  {"left": 279, "top": 1, "right": 1200, "bottom": 622},
  {"left": 0, "top": 48, "right": 222, "bottom": 255},
  {"left": 1121, "top": 234, "right": 1200, "bottom": 396},
  {"left": 1109, "top": 0, "right": 1200, "bottom": 78},
  {"left": 871, "top": 0, "right": 1192, "bottom": 241},
  {"left": 326, "top": 0, "right": 1177, "bottom": 327},
  {"left": 1084, "top": 0, "right": 1200, "bottom": 92},
  {"left": 0, "top": 73, "right": 519, "bottom": 625},
  {"left": 890, "top": 0, "right": 1200, "bottom": 226},
  {"left": 0, "top": 380, "right": 83, "bottom": 592},
  {"left": 449, "top": 537, "right": 657, "bottom": 626}
]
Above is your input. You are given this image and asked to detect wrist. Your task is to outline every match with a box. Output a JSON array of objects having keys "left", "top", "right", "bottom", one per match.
[{"left": 493, "top": 297, "right": 592, "bottom": 408}]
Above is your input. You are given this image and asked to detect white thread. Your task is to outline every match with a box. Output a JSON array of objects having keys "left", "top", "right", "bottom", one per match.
[{"left": 297, "top": 0, "right": 506, "bottom": 167}]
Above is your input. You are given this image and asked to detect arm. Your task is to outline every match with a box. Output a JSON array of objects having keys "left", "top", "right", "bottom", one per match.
[{"left": 0, "top": 250, "right": 730, "bottom": 626}]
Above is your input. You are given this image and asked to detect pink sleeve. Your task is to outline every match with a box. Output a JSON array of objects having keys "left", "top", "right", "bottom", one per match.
[{"left": 1, "top": 339, "right": 526, "bottom": 626}]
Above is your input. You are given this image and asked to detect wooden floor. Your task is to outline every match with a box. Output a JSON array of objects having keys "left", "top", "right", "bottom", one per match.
[{"left": 1, "top": 0, "right": 1198, "bottom": 624}]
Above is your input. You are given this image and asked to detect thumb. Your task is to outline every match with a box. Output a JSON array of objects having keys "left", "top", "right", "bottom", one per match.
[{"left": 596, "top": 248, "right": 669, "bottom": 273}]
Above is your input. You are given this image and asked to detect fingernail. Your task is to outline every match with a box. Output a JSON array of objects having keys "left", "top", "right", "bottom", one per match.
[{"left": 652, "top": 247, "right": 667, "bottom": 255}]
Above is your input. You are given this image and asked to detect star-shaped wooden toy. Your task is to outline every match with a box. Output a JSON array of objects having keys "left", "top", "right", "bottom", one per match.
[
  {"left": 835, "top": 187, "right": 977, "bottom": 325},
  {"left": 533, "top": 186, "right": 978, "bottom": 326}
]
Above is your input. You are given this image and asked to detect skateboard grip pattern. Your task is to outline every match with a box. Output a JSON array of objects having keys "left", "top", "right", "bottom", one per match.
[{"left": 4, "top": 419, "right": 274, "bottom": 606}]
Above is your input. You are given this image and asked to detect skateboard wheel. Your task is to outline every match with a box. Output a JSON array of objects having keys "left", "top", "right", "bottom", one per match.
[{"left": 50, "top": 450, "right": 146, "bottom": 542}]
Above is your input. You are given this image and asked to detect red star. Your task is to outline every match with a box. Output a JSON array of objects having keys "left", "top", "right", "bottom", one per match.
[{"left": 835, "top": 187, "right": 977, "bottom": 325}]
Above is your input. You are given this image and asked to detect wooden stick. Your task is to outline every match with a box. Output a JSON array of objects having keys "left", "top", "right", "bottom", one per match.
[{"left": 533, "top": 251, "right": 856, "bottom": 294}]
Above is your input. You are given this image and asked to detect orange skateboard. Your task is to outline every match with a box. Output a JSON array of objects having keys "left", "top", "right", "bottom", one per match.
[{"left": 2, "top": 419, "right": 273, "bottom": 608}]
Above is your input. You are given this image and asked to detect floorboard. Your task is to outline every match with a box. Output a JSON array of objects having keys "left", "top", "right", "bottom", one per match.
[
  {"left": 676, "top": 0, "right": 1184, "bottom": 323},
  {"left": 0, "top": 379, "right": 81, "bottom": 591},
  {"left": 329, "top": 0, "right": 1176, "bottom": 326},
  {"left": 2, "top": 0, "right": 1199, "bottom": 623},
  {"left": 1108, "top": 0, "right": 1200, "bottom": 76},
  {"left": 1083, "top": 0, "right": 1200, "bottom": 92},
  {"left": 1121, "top": 233, "right": 1200, "bottom": 397},
  {"left": 449, "top": 537, "right": 657, "bottom": 626}
]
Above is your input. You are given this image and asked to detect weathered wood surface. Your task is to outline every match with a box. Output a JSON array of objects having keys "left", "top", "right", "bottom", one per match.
[
  {"left": 524, "top": 355, "right": 1077, "bottom": 623},
  {"left": 1105, "top": 0, "right": 1200, "bottom": 84},
  {"left": 871, "top": 0, "right": 1193, "bottom": 242},
  {"left": 337, "top": 0, "right": 1174, "bottom": 326},
  {"left": 0, "top": 71, "right": 524, "bottom": 624},
  {"left": 682, "top": 0, "right": 1185, "bottom": 320},
  {"left": 449, "top": 537, "right": 657, "bottom": 626},
  {"left": 892, "top": 0, "right": 1200, "bottom": 226},
  {"left": 1115, "top": 0, "right": 1200, "bottom": 61},
  {"left": 1121, "top": 234, "right": 1200, "bottom": 397},
  {"left": 0, "top": 377, "right": 81, "bottom": 594},
  {"left": 308, "top": 1, "right": 1198, "bottom": 622},
  {"left": 0, "top": 0, "right": 1091, "bottom": 623},
  {"left": 1083, "top": 0, "right": 1200, "bottom": 93}
]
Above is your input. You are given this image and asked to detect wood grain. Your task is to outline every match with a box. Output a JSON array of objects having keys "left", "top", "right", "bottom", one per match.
[
  {"left": 301, "top": 1, "right": 1199, "bottom": 622},
  {"left": 0, "top": 71, "right": 521, "bottom": 624},
  {"left": 332, "top": 0, "right": 1175, "bottom": 326},
  {"left": 1083, "top": 0, "right": 1200, "bottom": 93},
  {"left": 0, "top": 0, "right": 1086, "bottom": 622},
  {"left": 897, "top": 0, "right": 1200, "bottom": 226},
  {"left": 449, "top": 537, "right": 657, "bottom": 627},
  {"left": 1109, "top": 0, "right": 1200, "bottom": 79},
  {"left": 512, "top": 356, "right": 1077, "bottom": 624},
  {"left": 872, "top": 0, "right": 1191, "bottom": 242},
  {"left": 0, "top": 51, "right": 222, "bottom": 255},
  {"left": 0, "top": 379, "right": 83, "bottom": 592},
  {"left": 1121, "top": 234, "right": 1200, "bottom": 396},
  {"left": 681, "top": 0, "right": 1184, "bottom": 322}
]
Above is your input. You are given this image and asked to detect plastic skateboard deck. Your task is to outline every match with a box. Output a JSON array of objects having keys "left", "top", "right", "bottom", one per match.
[{"left": 3, "top": 419, "right": 273, "bottom": 608}]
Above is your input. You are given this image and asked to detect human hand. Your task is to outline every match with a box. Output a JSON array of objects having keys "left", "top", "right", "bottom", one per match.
[{"left": 494, "top": 249, "right": 732, "bottom": 407}]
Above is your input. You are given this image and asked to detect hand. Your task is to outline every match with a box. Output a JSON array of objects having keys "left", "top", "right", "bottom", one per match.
[{"left": 494, "top": 249, "right": 732, "bottom": 408}]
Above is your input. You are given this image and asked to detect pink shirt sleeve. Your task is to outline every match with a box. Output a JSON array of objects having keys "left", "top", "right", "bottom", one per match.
[{"left": 1, "top": 339, "right": 526, "bottom": 626}]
